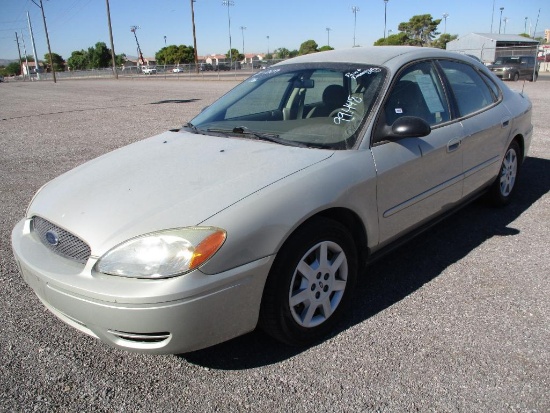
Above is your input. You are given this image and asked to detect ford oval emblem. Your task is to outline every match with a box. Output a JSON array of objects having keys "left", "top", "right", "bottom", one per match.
[{"left": 45, "top": 230, "right": 59, "bottom": 246}]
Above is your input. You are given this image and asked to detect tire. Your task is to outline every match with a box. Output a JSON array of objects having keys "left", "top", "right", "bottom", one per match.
[
  {"left": 487, "top": 140, "right": 521, "bottom": 206},
  {"left": 512, "top": 72, "right": 520, "bottom": 81},
  {"left": 259, "top": 217, "right": 357, "bottom": 346}
]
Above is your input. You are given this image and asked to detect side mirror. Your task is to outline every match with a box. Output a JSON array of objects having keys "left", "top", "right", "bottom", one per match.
[{"left": 389, "top": 116, "right": 431, "bottom": 139}]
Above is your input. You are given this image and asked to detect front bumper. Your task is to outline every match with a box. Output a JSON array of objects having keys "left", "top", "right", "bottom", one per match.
[
  {"left": 490, "top": 69, "right": 513, "bottom": 80},
  {"left": 12, "top": 218, "right": 273, "bottom": 354}
]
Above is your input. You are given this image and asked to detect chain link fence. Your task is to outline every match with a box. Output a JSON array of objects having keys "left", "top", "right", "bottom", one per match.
[{"left": 6, "top": 60, "right": 288, "bottom": 82}]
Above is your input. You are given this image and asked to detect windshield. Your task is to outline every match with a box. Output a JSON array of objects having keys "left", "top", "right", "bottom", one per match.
[
  {"left": 494, "top": 56, "right": 521, "bottom": 65},
  {"left": 189, "top": 63, "right": 387, "bottom": 149}
]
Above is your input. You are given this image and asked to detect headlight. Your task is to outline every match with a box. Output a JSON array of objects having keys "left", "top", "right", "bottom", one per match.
[{"left": 94, "top": 227, "right": 226, "bottom": 279}]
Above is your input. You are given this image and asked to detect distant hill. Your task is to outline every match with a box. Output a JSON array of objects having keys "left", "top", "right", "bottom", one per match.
[{"left": 0, "top": 58, "right": 18, "bottom": 66}]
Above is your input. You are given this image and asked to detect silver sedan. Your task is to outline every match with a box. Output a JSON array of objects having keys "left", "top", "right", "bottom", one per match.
[{"left": 12, "top": 46, "right": 533, "bottom": 354}]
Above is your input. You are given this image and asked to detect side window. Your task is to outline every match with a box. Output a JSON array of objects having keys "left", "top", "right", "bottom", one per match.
[
  {"left": 384, "top": 61, "right": 449, "bottom": 127},
  {"left": 480, "top": 71, "right": 501, "bottom": 100},
  {"left": 438, "top": 60, "right": 496, "bottom": 117}
]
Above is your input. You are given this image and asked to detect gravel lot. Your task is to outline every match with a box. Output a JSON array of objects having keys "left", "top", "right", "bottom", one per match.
[{"left": 1, "top": 76, "right": 548, "bottom": 412}]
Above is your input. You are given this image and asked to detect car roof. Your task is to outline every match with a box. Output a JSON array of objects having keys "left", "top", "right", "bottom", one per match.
[{"left": 274, "top": 46, "right": 473, "bottom": 71}]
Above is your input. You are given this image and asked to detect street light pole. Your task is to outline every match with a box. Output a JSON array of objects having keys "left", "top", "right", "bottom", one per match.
[
  {"left": 266, "top": 35, "right": 270, "bottom": 56},
  {"left": 443, "top": 13, "right": 449, "bottom": 34},
  {"left": 222, "top": 1, "right": 234, "bottom": 69},
  {"left": 26, "top": 11, "right": 40, "bottom": 80},
  {"left": 240, "top": 26, "right": 246, "bottom": 66},
  {"left": 163, "top": 36, "right": 167, "bottom": 71},
  {"left": 351, "top": 6, "right": 360, "bottom": 47},
  {"left": 503, "top": 17, "right": 509, "bottom": 34},
  {"left": 499, "top": 7, "right": 504, "bottom": 34},
  {"left": 326, "top": 27, "right": 331, "bottom": 47},
  {"left": 490, "top": 0, "right": 495, "bottom": 33},
  {"left": 384, "top": 0, "right": 388, "bottom": 39}
]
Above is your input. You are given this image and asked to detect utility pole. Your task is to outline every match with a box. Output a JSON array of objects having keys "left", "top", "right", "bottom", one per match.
[
  {"left": 191, "top": 0, "right": 199, "bottom": 73},
  {"left": 105, "top": 0, "right": 118, "bottom": 79},
  {"left": 15, "top": 32, "right": 25, "bottom": 81},
  {"left": 32, "top": 0, "right": 56, "bottom": 83},
  {"left": 27, "top": 11, "right": 40, "bottom": 80}
]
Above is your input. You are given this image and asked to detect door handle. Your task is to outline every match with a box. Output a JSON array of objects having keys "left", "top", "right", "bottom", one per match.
[
  {"left": 502, "top": 118, "right": 510, "bottom": 128},
  {"left": 447, "top": 138, "right": 461, "bottom": 152}
]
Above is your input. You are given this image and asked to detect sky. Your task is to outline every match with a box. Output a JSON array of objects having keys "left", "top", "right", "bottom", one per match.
[{"left": 0, "top": 0, "right": 548, "bottom": 61}]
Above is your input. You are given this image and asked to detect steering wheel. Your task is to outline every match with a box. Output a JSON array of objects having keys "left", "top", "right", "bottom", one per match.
[{"left": 329, "top": 108, "right": 343, "bottom": 118}]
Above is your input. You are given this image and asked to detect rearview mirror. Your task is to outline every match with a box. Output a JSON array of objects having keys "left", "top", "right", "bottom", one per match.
[{"left": 293, "top": 79, "right": 314, "bottom": 89}]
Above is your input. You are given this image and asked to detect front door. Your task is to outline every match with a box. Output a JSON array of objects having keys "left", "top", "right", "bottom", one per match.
[{"left": 371, "top": 60, "right": 465, "bottom": 246}]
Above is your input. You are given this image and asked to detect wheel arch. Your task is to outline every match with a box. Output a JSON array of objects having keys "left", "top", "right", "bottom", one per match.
[
  {"left": 296, "top": 207, "right": 369, "bottom": 271},
  {"left": 511, "top": 133, "right": 525, "bottom": 165}
]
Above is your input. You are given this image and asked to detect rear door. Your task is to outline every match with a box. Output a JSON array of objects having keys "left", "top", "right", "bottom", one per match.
[{"left": 437, "top": 60, "right": 510, "bottom": 197}]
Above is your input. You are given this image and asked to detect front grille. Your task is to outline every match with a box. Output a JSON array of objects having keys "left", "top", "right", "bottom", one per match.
[{"left": 32, "top": 216, "right": 91, "bottom": 263}]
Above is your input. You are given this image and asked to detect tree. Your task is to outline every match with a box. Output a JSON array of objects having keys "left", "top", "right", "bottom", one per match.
[
  {"left": 2, "top": 61, "right": 21, "bottom": 76},
  {"left": 87, "top": 42, "right": 111, "bottom": 69},
  {"left": 44, "top": 52, "right": 65, "bottom": 71},
  {"left": 115, "top": 53, "right": 126, "bottom": 66},
  {"left": 432, "top": 33, "right": 458, "bottom": 49},
  {"left": 298, "top": 40, "right": 318, "bottom": 55},
  {"left": 156, "top": 45, "right": 195, "bottom": 65},
  {"left": 373, "top": 32, "right": 409, "bottom": 46},
  {"left": 67, "top": 50, "right": 88, "bottom": 70},
  {"left": 226, "top": 48, "right": 243, "bottom": 62},
  {"left": 398, "top": 14, "right": 441, "bottom": 46},
  {"left": 318, "top": 45, "right": 334, "bottom": 52},
  {"left": 274, "top": 47, "right": 290, "bottom": 59},
  {"left": 289, "top": 50, "right": 299, "bottom": 58}
]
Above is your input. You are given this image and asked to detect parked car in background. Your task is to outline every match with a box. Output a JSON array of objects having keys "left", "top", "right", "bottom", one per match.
[
  {"left": 12, "top": 46, "right": 533, "bottom": 354},
  {"left": 215, "top": 63, "right": 231, "bottom": 71},
  {"left": 199, "top": 63, "right": 213, "bottom": 71},
  {"left": 142, "top": 67, "right": 157, "bottom": 75},
  {"left": 172, "top": 67, "right": 183, "bottom": 73},
  {"left": 488, "top": 55, "right": 538, "bottom": 81}
]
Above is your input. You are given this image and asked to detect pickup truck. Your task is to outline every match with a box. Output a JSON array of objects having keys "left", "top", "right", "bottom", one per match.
[
  {"left": 488, "top": 55, "right": 539, "bottom": 82},
  {"left": 142, "top": 67, "right": 157, "bottom": 75}
]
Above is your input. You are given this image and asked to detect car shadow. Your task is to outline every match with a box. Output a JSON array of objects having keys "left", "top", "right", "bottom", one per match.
[
  {"left": 179, "top": 156, "right": 550, "bottom": 370},
  {"left": 149, "top": 99, "right": 200, "bottom": 105}
]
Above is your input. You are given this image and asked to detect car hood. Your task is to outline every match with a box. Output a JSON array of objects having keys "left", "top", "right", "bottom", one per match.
[{"left": 28, "top": 130, "right": 333, "bottom": 256}]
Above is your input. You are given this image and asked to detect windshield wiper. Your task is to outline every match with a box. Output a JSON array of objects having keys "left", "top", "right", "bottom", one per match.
[
  {"left": 207, "top": 126, "right": 309, "bottom": 148},
  {"left": 183, "top": 122, "right": 201, "bottom": 134}
]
